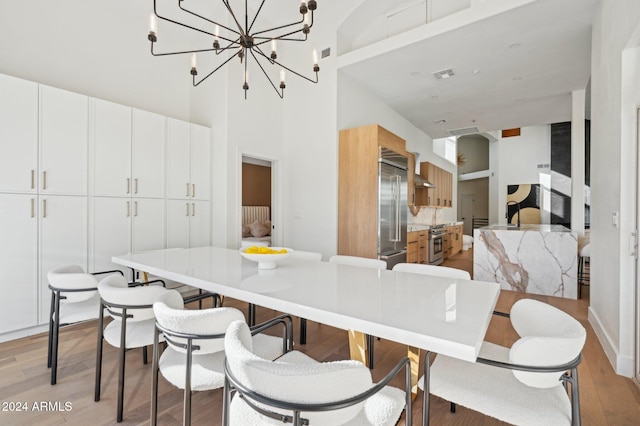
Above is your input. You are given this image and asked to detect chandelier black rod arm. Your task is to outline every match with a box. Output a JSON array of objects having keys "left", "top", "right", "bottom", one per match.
[
  {"left": 251, "top": 14, "right": 306, "bottom": 38},
  {"left": 151, "top": 42, "right": 231, "bottom": 57},
  {"left": 249, "top": 49, "right": 284, "bottom": 99},
  {"left": 193, "top": 50, "right": 242, "bottom": 87},
  {"left": 222, "top": 0, "right": 246, "bottom": 37},
  {"left": 247, "top": 0, "right": 266, "bottom": 34},
  {"left": 253, "top": 32, "right": 308, "bottom": 47},
  {"left": 153, "top": 0, "right": 238, "bottom": 43},
  {"left": 175, "top": 0, "right": 241, "bottom": 38},
  {"left": 254, "top": 47, "right": 319, "bottom": 84},
  {"left": 215, "top": 36, "right": 243, "bottom": 55}
]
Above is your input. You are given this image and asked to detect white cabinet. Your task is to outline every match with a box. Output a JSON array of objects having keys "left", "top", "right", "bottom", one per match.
[
  {"left": 39, "top": 85, "right": 88, "bottom": 195},
  {"left": 190, "top": 124, "right": 211, "bottom": 200},
  {"left": 0, "top": 194, "right": 38, "bottom": 333},
  {"left": 132, "top": 109, "right": 165, "bottom": 198},
  {"left": 90, "top": 197, "right": 132, "bottom": 275},
  {"left": 90, "top": 197, "right": 165, "bottom": 275},
  {"left": 131, "top": 198, "right": 166, "bottom": 252},
  {"left": 166, "top": 119, "right": 211, "bottom": 200},
  {"left": 90, "top": 99, "right": 132, "bottom": 197},
  {"left": 0, "top": 74, "right": 38, "bottom": 194},
  {"left": 167, "top": 200, "right": 211, "bottom": 249},
  {"left": 38, "top": 195, "right": 87, "bottom": 324}
]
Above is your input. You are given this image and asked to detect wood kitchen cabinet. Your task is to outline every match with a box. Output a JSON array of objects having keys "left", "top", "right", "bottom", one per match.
[
  {"left": 407, "top": 230, "right": 428, "bottom": 264},
  {"left": 444, "top": 224, "right": 464, "bottom": 259},
  {"left": 338, "top": 124, "right": 408, "bottom": 259},
  {"left": 415, "top": 162, "right": 453, "bottom": 208}
]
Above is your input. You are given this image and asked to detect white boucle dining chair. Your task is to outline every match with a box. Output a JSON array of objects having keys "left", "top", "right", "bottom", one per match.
[
  {"left": 94, "top": 273, "right": 182, "bottom": 423},
  {"left": 392, "top": 262, "right": 471, "bottom": 280},
  {"left": 421, "top": 298, "right": 586, "bottom": 426},
  {"left": 151, "top": 297, "right": 293, "bottom": 426},
  {"left": 46, "top": 265, "right": 125, "bottom": 385},
  {"left": 328, "top": 254, "right": 387, "bottom": 368},
  {"left": 222, "top": 320, "right": 411, "bottom": 426}
]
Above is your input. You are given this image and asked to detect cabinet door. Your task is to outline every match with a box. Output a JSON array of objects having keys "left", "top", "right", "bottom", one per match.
[
  {"left": 90, "top": 197, "right": 132, "bottom": 275},
  {"left": 132, "top": 198, "right": 165, "bottom": 252},
  {"left": 190, "top": 124, "right": 211, "bottom": 200},
  {"left": 0, "top": 194, "right": 38, "bottom": 333},
  {"left": 91, "top": 99, "right": 132, "bottom": 197},
  {"left": 39, "top": 195, "right": 87, "bottom": 324},
  {"left": 189, "top": 200, "right": 211, "bottom": 247},
  {"left": 166, "top": 118, "right": 191, "bottom": 200},
  {"left": 166, "top": 199, "right": 190, "bottom": 249},
  {"left": 39, "top": 85, "right": 88, "bottom": 195},
  {"left": 132, "top": 109, "right": 165, "bottom": 198},
  {"left": 0, "top": 74, "right": 38, "bottom": 193}
]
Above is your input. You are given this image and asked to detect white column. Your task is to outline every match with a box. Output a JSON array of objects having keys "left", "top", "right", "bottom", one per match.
[{"left": 571, "top": 89, "right": 586, "bottom": 234}]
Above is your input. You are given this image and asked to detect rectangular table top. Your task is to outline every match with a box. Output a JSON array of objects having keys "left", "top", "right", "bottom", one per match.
[{"left": 113, "top": 246, "right": 500, "bottom": 362}]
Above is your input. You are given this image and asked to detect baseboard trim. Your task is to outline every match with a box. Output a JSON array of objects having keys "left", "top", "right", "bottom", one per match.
[
  {"left": 588, "top": 306, "right": 635, "bottom": 377},
  {"left": 0, "top": 324, "right": 48, "bottom": 343}
]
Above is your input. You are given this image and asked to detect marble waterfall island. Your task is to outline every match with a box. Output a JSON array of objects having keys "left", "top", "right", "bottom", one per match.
[{"left": 473, "top": 225, "right": 578, "bottom": 299}]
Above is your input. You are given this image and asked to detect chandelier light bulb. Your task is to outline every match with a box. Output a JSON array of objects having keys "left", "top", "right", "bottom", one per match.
[
  {"left": 280, "top": 69, "right": 286, "bottom": 83},
  {"left": 191, "top": 54, "right": 197, "bottom": 69},
  {"left": 149, "top": 14, "right": 157, "bottom": 33},
  {"left": 312, "top": 49, "right": 318, "bottom": 65}
]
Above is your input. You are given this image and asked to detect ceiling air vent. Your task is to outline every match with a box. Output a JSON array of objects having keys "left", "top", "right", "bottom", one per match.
[
  {"left": 447, "top": 127, "right": 480, "bottom": 136},
  {"left": 432, "top": 68, "right": 454, "bottom": 79}
]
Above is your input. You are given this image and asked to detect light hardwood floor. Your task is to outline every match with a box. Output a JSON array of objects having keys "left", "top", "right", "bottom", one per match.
[{"left": 1, "top": 250, "right": 639, "bottom": 425}]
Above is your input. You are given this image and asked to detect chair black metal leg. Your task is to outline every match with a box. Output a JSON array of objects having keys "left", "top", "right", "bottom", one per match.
[
  {"left": 248, "top": 303, "right": 256, "bottom": 326},
  {"left": 571, "top": 367, "right": 581, "bottom": 426},
  {"left": 366, "top": 334, "right": 375, "bottom": 369},
  {"left": 300, "top": 318, "right": 307, "bottom": 345},
  {"left": 47, "top": 291, "right": 55, "bottom": 369},
  {"left": 50, "top": 293, "right": 61, "bottom": 385},
  {"left": 117, "top": 313, "right": 128, "bottom": 422},
  {"left": 423, "top": 351, "right": 435, "bottom": 426},
  {"left": 184, "top": 342, "right": 193, "bottom": 426},
  {"left": 143, "top": 346, "right": 148, "bottom": 365},
  {"left": 450, "top": 402, "right": 456, "bottom": 413},
  {"left": 95, "top": 304, "right": 105, "bottom": 402},
  {"left": 151, "top": 327, "right": 160, "bottom": 426}
]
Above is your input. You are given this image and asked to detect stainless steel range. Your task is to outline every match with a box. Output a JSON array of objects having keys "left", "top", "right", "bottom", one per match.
[{"left": 428, "top": 224, "right": 446, "bottom": 265}]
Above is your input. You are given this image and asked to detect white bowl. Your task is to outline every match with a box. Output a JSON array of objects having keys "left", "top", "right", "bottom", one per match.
[{"left": 240, "top": 247, "right": 293, "bottom": 270}]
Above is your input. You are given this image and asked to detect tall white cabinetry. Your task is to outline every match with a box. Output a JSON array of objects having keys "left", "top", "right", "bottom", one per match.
[
  {"left": 89, "top": 99, "right": 166, "bottom": 276},
  {"left": 0, "top": 74, "right": 88, "bottom": 331},
  {"left": 0, "top": 73, "right": 211, "bottom": 339},
  {"left": 166, "top": 119, "right": 211, "bottom": 249}
]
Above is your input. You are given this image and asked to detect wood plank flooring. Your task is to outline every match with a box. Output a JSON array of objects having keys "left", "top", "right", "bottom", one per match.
[{"left": 1, "top": 249, "right": 639, "bottom": 425}]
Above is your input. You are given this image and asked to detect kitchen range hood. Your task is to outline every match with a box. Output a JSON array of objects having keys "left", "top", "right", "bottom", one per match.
[{"left": 415, "top": 174, "right": 436, "bottom": 188}]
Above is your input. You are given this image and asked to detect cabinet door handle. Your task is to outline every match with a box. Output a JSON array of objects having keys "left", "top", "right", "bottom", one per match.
[
  {"left": 134, "top": 178, "right": 138, "bottom": 194},
  {"left": 186, "top": 183, "right": 190, "bottom": 197},
  {"left": 31, "top": 198, "right": 35, "bottom": 218},
  {"left": 192, "top": 184, "right": 195, "bottom": 198},
  {"left": 186, "top": 202, "right": 190, "bottom": 216},
  {"left": 31, "top": 170, "right": 35, "bottom": 189},
  {"left": 134, "top": 201, "right": 138, "bottom": 216},
  {"left": 192, "top": 203, "right": 195, "bottom": 216},
  {"left": 42, "top": 171, "right": 47, "bottom": 190},
  {"left": 127, "top": 178, "right": 130, "bottom": 194},
  {"left": 42, "top": 199, "right": 47, "bottom": 218},
  {"left": 126, "top": 201, "right": 130, "bottom": 217}
]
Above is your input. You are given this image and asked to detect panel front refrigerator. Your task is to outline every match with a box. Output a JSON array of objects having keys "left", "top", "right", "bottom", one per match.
[{"left": 378, "top": 147, "right": 408, "bottom": 270}]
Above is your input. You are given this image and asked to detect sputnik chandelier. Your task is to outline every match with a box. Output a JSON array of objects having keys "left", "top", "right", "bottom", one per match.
[{"left": 148, "top": 0, "right": 320, "bottom": 99}]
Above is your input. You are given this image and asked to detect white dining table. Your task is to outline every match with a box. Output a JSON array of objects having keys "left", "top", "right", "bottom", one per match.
[{"left": 112, "top": 246, "right": 500, "bottom": 367}]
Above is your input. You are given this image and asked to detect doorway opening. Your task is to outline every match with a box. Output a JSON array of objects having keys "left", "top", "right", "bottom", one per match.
[{"left": 241, "top": 155, "right": 276, "bottom": 248}]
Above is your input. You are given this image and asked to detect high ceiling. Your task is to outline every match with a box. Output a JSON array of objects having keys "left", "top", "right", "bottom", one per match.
[{"left": 338, "top": 0, "right": 598, "bottom": 139}]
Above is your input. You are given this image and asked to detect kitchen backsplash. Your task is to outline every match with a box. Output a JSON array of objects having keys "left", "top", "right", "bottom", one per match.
[{"left": 408, "top": 206, "right": 455, "bottom": 225}]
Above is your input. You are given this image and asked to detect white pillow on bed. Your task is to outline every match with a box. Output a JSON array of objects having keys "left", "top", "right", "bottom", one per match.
[
  {"left": 250, "top": 220, "right": 270, "bottom": 238},
  {"left": 242, "top": 224, "right": 251, "bottom": 238}
]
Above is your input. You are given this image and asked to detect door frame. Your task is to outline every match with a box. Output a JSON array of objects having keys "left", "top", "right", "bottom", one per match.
[{"left": 239, "top": 152, "right": 281, "bottom": 248}]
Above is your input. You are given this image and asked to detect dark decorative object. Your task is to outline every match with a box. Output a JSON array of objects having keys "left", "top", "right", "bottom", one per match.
[{"left": 507, "top": 184, "right": 541, "bottom": 225}]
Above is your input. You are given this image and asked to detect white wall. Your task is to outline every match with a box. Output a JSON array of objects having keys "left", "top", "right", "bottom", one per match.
[
  {"left": 589, "top": 0, "right": 640, "bottom": 377},
  {"left": 494, "top": 125, "right": 551, "bottom": 224},
  {"left": 337, "top": 72, "right": 458, "bottom": 226}
]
